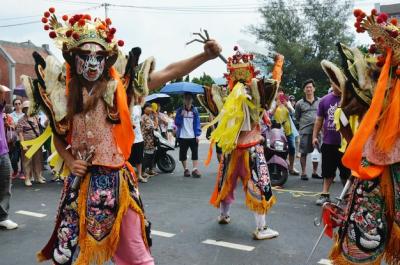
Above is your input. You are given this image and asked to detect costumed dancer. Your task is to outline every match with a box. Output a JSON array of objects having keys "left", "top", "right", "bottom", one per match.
[
  {"left": 319, "top": 9, "right": 400, "bottom": 265},
  {"left": 30, "top": 7, "right": 222, "bottom": 265},
  {"left": 200, "top": 47, "right": 282, "bottom": 239}
]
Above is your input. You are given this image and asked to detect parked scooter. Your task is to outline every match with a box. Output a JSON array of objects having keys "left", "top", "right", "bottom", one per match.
[
  {"left": 154, "top": 131, "right": 176, "bottom": 173},
  {"left": 263, "top": 121, "right": 289, "bottom": 187}
]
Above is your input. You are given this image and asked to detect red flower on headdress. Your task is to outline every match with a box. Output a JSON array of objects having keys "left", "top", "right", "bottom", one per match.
[
  {"left": 66, "top": 30, "right": 73, "bottom": 37},
  {"left": 78, "top": 19, "right": 86, "bottom": 27},
  {"left": 118, "top": 40, "right": 124, "bottom": 47},
  {"left": 105, "top": 18, "right": 112, "bottom": 25},
  {"left": 110, "top": 27, "right": 116, "bottom": 34},
  {"left": 41, "top": 17, "right": 48, "bottom": 23},
  {"left": 49, "top": 7, "right": 55, "bottom": 13},
  {"left": 49, "top": 31, "right": 57, "bottom": 39},
  {"left": 62, "top": 15, "right": 68, "bottom": 21},
  {"left": 72, "top": 32, "right": 80, "bottom": 40},
  {"left": 44, "top": 25, "right": 50, "bottom": 31},
  {"left": 44, "top": 11, "right": 50, "bottom": 18}
]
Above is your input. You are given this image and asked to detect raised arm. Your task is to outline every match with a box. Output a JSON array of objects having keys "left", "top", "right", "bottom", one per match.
[{"left": 148, "top": 40, "right": 222, "bottom": 90}]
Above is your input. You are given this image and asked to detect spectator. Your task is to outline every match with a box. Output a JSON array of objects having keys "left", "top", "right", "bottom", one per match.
[
  {"left": 141, "top": 103, "right": 158, "bottom": 178},
  {"left": 295, "top": 79, "right": 321, "bottom": 180},
  {"left": 166, "top": 112, "right": 175, "bottom": 144},
  {"left": 175, "top": 93, "right": 201, "bottom": 178},
  {"left": 157, "top": 105, "right": 169, "bottom": 138},
  {"left": 129, "top": 97, "right": 147, "bottom": 183},
  {"left": 16, "top": 101, "right": 45, "bottom": 186},
  {"left": 272, "top": 91, "right": 299, "bottom": 175},
  {"left": 313, "top": 82, "right": 351, "bottom": 206},
  {"left": 0, "top": 85, "right": 18, "bottom": 230},
  {"left": 9, "top": 98, "right": 24, "bottom": 179}
]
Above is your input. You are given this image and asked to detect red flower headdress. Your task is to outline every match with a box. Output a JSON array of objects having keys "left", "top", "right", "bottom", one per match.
[{"left": 41, "top": 7, "right": 124, "bottom": 52}]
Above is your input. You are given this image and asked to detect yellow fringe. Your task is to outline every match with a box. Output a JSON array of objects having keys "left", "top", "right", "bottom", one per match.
[
  {"left": 384, "top": 223, "right": 400, "bottom": 265},
  {"left": 245, "top": 192, "right": 276, "bottom": 215},
  {"left": 329, "top": 236, "right": 383, "bottom": 265},
  {"left": 74, "top": 169, "right": 147, "bottom": 265},
  {"left": 36, "top": 251, "right": 47, "bottom": 262}
]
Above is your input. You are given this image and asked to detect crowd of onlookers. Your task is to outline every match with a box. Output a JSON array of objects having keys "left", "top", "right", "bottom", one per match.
[{"left": 271, "top": 79, "right": 350, "bottom": 206}]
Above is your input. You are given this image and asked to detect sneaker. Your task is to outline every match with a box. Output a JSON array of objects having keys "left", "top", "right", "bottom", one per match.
[
  {"left": 301, "top": 174, "right": 309, "bottom": 181},
  {"left": 218, "top": 215, "right": 231, "bottom": 225},
  {"left": 192, "top": 169, "right": 202, "bottom": 178},
  {"left": 312, "top": 173, "right": 323, "bottom": 179},
  {"left": 18, "top": 173, "right": 26, "bottom": 180},
  {"left": 183, "top": 169, "right": 191, "bottom": 177},
  {"left": 289, "top": 169, "right": 300, "bottom": 176},
  {"left": 145, "top": 169, "right": 156, "bottom": 177},
  {"left": 253, "top": 226, "right": 279, "bottom": 240},
  {"left": 24, "top": 178, "right": 32, "bottom": 187},
  {"left": 36, "top": 177, "right": 46, "bottom": 184},
  {"left": 316, "top": 194, "right": 330, "bottom": 206},
  {"left": 147, "top": 169, "right": 158, "bottom": 176},
  {"left": 0, "top": 219, "right": 18, "bottom": 230},
  {"left": 138, "top": 176, "right": 148, "bottom": 183},
  {"left": 11, "top": 172, "right": 18, "bottom": 179}
]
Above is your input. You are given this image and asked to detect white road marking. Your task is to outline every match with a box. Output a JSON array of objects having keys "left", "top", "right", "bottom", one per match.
[
  {"left": 16, "top": 210, "right": 47, "bottom": 218},
  {"left": 318, "top": 259, "right": 332, "bottom": 265},
  {"left": 151, "top": 230, "right": 176, "bottom": 238},
  {"left": 202, "top": 239, "right": 255, "bottom": 251}
]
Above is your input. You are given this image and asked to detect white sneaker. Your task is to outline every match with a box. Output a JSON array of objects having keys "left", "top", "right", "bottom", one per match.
[
  {"left": 138, "top": 176, "right": 148, "bottom": 183},
  {"left": 25, "top": 178, "right": 32, "bottom": 187},
  {"left": 218, "top": 215, "right": 231, "bottom": 224},
  {"left": 0, "top": 219, "right": 18, "bottom": 230},
  {"left": 36, "top": 177, "right": 46, "bottom": 184},
  {"left": 253, "top": 226, "right": 279, "bottom": 240}
]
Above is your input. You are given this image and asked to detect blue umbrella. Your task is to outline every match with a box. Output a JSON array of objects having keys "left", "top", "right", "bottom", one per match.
[
  {"left": 160, "top": 82, "right": 204, "bottom": 95},
  {"left": 145, "top": 93, "right": 170, "bottom": 104}
]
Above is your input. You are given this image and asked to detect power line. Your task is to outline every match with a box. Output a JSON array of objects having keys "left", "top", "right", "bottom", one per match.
[{"left": 0, "top": 5, "right": 102, "bottom": 28}]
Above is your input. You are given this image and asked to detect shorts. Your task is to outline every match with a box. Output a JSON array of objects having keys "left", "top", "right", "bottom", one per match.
[
  {"left": 178, "top": 138, "right": 198, "bottom": 161},
  {"left": 286, "top": 134, "right": 296, "bottom": 156},
  {"left": 299, "top": 134, "right": 315, "bottom": 155},
  {"left": 129, "top": 141, "right": 144, "bottom": 165},
  {"left": 321, "top": 143, "right": 351, "bottom": 181}
]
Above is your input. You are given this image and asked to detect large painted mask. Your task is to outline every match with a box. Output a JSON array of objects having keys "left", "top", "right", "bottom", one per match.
[{"left": 75, "top": 43, "right": 106, "bottom": 82}]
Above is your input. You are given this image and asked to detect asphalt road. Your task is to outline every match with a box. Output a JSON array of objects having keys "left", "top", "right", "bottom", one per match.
[{"left": 0, "top": 143, "right": 345, "bottom": 265}]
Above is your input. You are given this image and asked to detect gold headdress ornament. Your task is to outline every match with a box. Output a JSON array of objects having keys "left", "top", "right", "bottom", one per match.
[
  {"left": 354, "top": 8, "right": 400, "bottom": 69},
  {"left": 224, "top": 46, "right": 259, "bottom": 90},
  {"left": 41, "top": 7, "right": 124, "bottom": 52}
]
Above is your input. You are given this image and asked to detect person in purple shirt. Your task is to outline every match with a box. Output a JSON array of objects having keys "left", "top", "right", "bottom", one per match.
[
  {"left": 0, "top": 85, "right": 18, "bottom": 229},
  {"left": 312, "top": 82, "right": 351, "bottom": 206}
]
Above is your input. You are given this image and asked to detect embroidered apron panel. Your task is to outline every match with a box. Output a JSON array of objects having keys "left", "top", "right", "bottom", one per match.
[
  {"left": 391, "top": 163, "right": 400, "bottom": 226},
  {"left": 86, "top": 167, "right": 119, "bottom": 241},
  {"left": 340, "top": 178, "right": 387, "bottom": 263},
  {"left": 53, "top": 175, "right": 80, "bottom": 265},
  {"left": 248, "top": 144, "right": 273, "bottom": 202}
]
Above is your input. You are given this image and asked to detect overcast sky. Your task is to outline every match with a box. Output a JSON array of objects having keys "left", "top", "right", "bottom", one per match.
[{"left": 0, "top": 0, "right": 398, "bottom": 79}]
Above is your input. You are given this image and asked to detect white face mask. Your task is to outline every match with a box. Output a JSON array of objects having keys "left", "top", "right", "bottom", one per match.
[{"left": 75, "top": 43, "right": 105, "bottom": 82}]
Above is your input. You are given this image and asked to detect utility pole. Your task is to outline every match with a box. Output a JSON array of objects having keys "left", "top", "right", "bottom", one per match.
[{"left": 102, "top": 3, "right": 110, "bottom": 19}]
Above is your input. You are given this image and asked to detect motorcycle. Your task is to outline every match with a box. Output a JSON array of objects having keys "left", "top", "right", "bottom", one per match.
[
  {"left": 263, "top": 121, "right": 289, "bottom": 187},
  {"left": 153, "top": 131, "right": 176, "bottom": 173}
]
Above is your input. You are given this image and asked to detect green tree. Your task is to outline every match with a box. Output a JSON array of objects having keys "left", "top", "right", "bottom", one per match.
[
  {"left": 249, "top": 0, "right": 354, "bottom": 98},
  {"left": 191, "top": 73, "right": 215, "bottom": 87}
]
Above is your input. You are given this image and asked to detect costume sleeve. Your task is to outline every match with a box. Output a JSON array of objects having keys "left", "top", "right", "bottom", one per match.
[{"left": 134, "top": 57, "right": 155, "bottom": 97}]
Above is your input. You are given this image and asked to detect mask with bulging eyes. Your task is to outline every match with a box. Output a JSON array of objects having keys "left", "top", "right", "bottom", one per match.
[{"left": 75, "top": 43, "right": 106, "bottom": 82}]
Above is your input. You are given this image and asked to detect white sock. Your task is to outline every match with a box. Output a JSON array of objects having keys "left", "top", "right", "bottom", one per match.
[{"left": 254, "top": 213, "right": 266, "bottom": 229}]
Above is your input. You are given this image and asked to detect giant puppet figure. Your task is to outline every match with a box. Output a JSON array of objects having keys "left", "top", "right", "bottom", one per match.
[
  {"left": 318, "top": 9, "right": 400, "bottom": 265},
  {"left": 199, "top": 47, "right": 282, "bottom": 240},
  {"left": 28, "top": 7, "right": 221, "bottom": 265}
]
